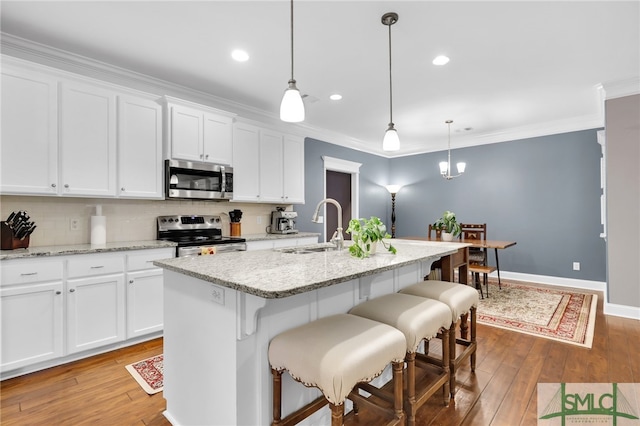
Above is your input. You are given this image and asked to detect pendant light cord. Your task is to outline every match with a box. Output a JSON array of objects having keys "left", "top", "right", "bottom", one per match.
[
  {"left": 388, "top": 20, "right": 393, "bottom": 124},
  {"left": 289, "top": 0, "right": 295, "bottom": 82}
]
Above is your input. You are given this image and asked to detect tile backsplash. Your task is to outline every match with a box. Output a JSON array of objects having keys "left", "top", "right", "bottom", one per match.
[{"left": 0, "top": 196, "right": 289, "bottom": 247}]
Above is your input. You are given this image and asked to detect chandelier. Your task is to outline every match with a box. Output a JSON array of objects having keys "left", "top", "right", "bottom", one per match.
[{"left": 439, "top": 120, "right": 466, "bottom": 180}]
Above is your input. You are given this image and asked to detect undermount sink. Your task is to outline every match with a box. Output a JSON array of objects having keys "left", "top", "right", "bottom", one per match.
[{"left": 277, "top": 246, "right": 337, "bottom": 254}]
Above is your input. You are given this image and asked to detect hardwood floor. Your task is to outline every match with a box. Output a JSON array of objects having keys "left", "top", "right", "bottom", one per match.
[{"left": 1, "top": 291, "right": 639, "bottom": 426}]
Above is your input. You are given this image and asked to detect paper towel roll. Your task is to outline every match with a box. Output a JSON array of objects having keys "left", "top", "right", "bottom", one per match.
[{"left": 91, "top": 215, "right": 106, "bottom": 245}]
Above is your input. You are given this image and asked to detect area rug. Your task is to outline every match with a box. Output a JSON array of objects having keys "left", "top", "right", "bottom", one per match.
[
  {"left": 125, "top": 354, "right": 163, "bottom": 394},
  {"left": 475, "top": 280, "right": 597, "bottom": 348}
]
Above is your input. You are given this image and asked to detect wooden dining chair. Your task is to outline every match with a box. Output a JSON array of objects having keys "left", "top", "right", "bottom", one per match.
[{"left": 459, "top": 223, "right": 495, "bottom": 298}]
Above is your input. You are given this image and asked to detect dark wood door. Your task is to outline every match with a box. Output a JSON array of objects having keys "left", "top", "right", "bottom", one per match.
[{"left": 326, "top": 170, "right": 352, "bottom": 241}]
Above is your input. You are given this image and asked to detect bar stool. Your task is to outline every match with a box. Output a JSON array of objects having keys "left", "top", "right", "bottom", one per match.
[
  {"left": 268, "top": 313, "right": 406, "bottom": 426},
  {"left": 349, "top": 293, "right": 453, "bottom": 426},
  {"left": 399, "top": 280, "right": 479, "bottom": 398}
]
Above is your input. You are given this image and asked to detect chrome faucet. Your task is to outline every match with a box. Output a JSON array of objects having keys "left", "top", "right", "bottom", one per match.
[{"left": 311, "top": 198, "right": 345, "bottom": 250}]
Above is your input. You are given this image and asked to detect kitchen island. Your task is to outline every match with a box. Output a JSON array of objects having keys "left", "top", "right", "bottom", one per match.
[{"left": 153, "top": 239, "right": 468, "bottom": 426}]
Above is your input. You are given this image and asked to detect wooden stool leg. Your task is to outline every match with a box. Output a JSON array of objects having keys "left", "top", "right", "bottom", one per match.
[
  {"left": 405, "top": 352, "right": 416, "bottom": 426},
  {"left": 483, "top": 273, "right": 489, "bottom": 297},
  {"left": 330, "top": 403, "right": 343, "bottom": 426},
  {"left": 272, "top": 369, "right": 282, "bottom": 425},
  {"left": 392, "top": 361, "right": 405, "bottom": 423},
  {"left": 441, "top": 328, "right": 451, "bottom": 406},
  {"left": 470, "top": 306, "right": 477, "bottom": 372},
  {"left": 448, "top": 322, "right": 456, "bottom": 398}
]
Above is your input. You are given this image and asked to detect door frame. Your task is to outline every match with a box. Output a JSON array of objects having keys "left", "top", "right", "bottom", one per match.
[{"left": 321, "top": 156, "right": 361, "bottom": 242}]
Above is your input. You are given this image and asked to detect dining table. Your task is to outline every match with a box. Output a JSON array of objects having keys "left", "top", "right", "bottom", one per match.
[{"left": 404, "top": 236, "right": 517, "bottom": 287}]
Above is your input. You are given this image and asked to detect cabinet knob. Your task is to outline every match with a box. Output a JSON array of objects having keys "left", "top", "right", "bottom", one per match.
[
  {"left": 200, "top": 154, "right": 204, "bottom": 159},
  {"left": 205, "top": 154, "right": 209, "bottom": 159},
  {"left": 129, "top": 279, "right": 134, "bottom": 284},
  {"left": 121, "top": 187, "right": 126, "bottom": 192},
  {"left": 64, "top": 184, "right": 69, "bottom": 189},
  {"left": 69, "top": 288, "right": 75, "bottom": 293},
  {"left": 55, "top": 291, "right": 62, "bottom": 295},
  {"left": 51, "top": 183, "right": 57, "bottom": 188}
]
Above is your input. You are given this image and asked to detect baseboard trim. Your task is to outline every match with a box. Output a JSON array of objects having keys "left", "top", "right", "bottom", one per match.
[
  {"left": 489, "top": 270, "right": 606, "bottom": 292},
  {"left": 603, "top": 303, "right": 640, "bottom": 320}
]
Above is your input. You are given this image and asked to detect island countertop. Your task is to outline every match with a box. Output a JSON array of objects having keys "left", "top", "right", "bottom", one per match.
[{"left": 154, "top": 239, "right": 469, "bottom": 299}]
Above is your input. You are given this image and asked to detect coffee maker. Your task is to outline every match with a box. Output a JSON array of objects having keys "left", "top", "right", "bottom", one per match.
[{"left": 269, "top": 208, "right": 298, "bottom": 234}]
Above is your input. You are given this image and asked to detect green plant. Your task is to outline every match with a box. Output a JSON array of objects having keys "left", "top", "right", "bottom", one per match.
[
  {"left": 433, "top": 210, "right": 461, "bottom": 236},
  {"left": 346, "top": 216, "right": 397, "bottom": 258}
]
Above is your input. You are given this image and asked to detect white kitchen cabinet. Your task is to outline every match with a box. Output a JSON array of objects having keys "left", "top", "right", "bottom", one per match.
[
  {"left": 0, "top": 258, "right": 64, "bottom": 372},
  {"left": 66, "top": 253, "right": 125, "bottom": 354},
  {"left": 165, "top": 97, "right": 235, "bottom": 165},
  {"left": 125, "top": 248, "right": 174, "bottom": 338},
  {"left": 117, "top": 95, "right": 163, "bottom": 199},
  {"left": 232, "top": 122, "right": 305, "bottom": 203},
  {"left": 0, "top": 63, "right": 59, "bottom": 195},
  {"left": 59, "top": 81, "right": 117, "bottom": 197}
]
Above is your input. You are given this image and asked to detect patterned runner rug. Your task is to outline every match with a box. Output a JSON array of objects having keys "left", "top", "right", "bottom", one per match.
[
  {"left": 125, "top": 354, "right": 164, "bottom": 394},
  {"left": 476, "top": 280, "right": 597, "bottom": 348}
]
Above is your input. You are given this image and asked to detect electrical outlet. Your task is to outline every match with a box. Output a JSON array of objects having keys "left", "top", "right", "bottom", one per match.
[
  {"left": 257, "top": 216, "right": 262, "bottom": 225},
  {"left": 573, "top": 262, "right": 581, "bottom": 271},
  {"left": 70, "top": 218, "right": 80, "bottom": 231}
]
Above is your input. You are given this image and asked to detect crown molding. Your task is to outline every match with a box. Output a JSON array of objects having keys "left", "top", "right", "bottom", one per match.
[{"left": 601, "top": 77, "right": 640, "bottom": 100}]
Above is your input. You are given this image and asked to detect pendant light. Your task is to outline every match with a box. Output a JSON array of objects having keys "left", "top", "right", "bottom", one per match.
[
  {"left": 382, "top": 12, "right": 400, "bottom": 152},
  {"left": 280, "top": 0, "right": 305, "bottom": 123},
  {"left": 439, "top": 120, "right": 466, "bottom": 180}
]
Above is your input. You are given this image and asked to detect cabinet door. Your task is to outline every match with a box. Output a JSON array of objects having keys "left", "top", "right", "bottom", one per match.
[
  {"left": 203, "top": 112, "right": 233, "bottom": 165},
  {"left": 118, "top": 95, "right": 163, "bottom": 199},
  {"left": 0, "top": 65, "right": 59, "bottom": 195},
  {"left": 59, "top": 81, "right": 117, "bottom": 196},
  {"left": 283, "top": 135, "right": 305, "bottom": 204},
  {"left": 66, "top": 274, "right": 125, "bottom": 354},
  {"left": 126, "top": 269, "right": 164, "bottom": 338},
  {"left": 259, "top": 129, "right": 284, "bottom": 203},
  {"left": 232, "top": 123, "right": 261, "bottom": 202},
  {"left": 170, "top": 104, "right": 203, "bottom": 162},
  {"left": 1, "top": 282, "right": 64, "bottom": 371}
]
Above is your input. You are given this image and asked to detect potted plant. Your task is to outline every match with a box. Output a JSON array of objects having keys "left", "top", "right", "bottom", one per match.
[
  {"left": 432, "top": 211, "right": 461, "bottom": 242},
  {"left": 346, "top": 216, "right": 397, "bottom": 258}
]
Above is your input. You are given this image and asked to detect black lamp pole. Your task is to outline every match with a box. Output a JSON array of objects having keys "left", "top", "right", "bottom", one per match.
[{"left": 390, "top": 192, "right": 397, "bottom": 238}]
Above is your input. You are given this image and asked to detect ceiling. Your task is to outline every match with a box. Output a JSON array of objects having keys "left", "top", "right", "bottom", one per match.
[{"left": 1, "top": 1, "right": 638, "bottom": 157}]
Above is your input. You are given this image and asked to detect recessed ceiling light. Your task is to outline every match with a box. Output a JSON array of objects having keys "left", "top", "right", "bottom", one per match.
[
  {"left": 231, "top": 49, "right": 249, "bottom": 62},
  {"left": 432, "top": 55, "right": 450, "bottom": 66},
  {"left": 329, "top": 94, "right": 342, "bottom": 101}
]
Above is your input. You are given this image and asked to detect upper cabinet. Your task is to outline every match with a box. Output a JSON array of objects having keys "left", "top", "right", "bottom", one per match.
[
  {"left": 118, "top": 95, "right": 163, "bottom": 199},
  {"left": 232, "top": 122, "right": 305, "bottom": 204},
  {"left": 1, "top": 64, "right": 59, "bottom": 195},
  {"left": 164, "top": 96, "right": 235, "bottom": 166},
  {"left": 59, "top": 81, "right": 117, "bottom": 197},
  {"left": 0, "top": 57, "right": 164, "bottom": 199}
]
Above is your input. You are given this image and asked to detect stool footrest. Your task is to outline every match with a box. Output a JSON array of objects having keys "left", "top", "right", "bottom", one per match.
[{"left": 274, "top": 395, "right": 328, "bottom": 426}]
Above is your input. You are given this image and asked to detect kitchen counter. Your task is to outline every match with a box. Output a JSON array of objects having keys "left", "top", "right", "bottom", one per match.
[
  {"left": 157, "top": 239, "right": 468, "bottom": 426},
  {"left": 154, "top": 239, "right": 462, "bottom": 299},
  {"left": 0, "top": 240, "right": 177, "bottom": 260}
]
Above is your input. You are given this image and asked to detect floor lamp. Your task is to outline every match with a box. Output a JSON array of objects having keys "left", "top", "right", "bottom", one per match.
[{"left": 384, "top": 185, "right": 402, "bottom": 238}]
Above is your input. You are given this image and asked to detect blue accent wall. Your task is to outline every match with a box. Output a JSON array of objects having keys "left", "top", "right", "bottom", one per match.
[{"left": 298, "top": 129, "right": 606, "bottom": 282}]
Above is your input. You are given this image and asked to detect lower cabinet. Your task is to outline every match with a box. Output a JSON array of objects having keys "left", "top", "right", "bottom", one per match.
[
  {"left": 0, "top": 281, "right": 64, "bottom": 371},
  {"left": 0, "top": 247, "right": 174, "bottom": 378},
  {"left": 66, "top": 274, "right": 126, "bottom": 354}
]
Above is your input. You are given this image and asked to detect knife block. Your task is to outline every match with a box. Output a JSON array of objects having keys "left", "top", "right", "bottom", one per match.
[{"left": 1, "top": 222, "right": 30, "bottom": 250}]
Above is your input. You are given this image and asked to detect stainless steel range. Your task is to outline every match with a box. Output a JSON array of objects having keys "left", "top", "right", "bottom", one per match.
[{"left": 157, "top": 215, "right": 247, "bottom": 257}]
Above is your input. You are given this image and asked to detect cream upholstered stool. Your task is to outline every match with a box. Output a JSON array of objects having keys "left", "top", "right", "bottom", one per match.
[
  {"left": 268, "top": 313, "right": 406, "bottom": 426},
  {"left": 349, "top": 293, "right": 453, "bottom": 426},
  {"left": 399, "top": 280, "right": 479, "bottom": 398}
]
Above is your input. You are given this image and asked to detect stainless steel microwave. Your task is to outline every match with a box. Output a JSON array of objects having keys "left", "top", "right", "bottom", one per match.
[{"left": 165, "top": 159, "right": 233, "bottom": 201}]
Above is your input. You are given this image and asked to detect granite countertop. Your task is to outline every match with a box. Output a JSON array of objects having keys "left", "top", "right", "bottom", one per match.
[
  {"left": 0, "top": 240, "right": 177, "bottom": 260},
  {"left": 241, "top": 232, "right": 320, "bottom": 242},
  {"left": 154, "top": 239, "right": 469, "bottom": 299}
]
